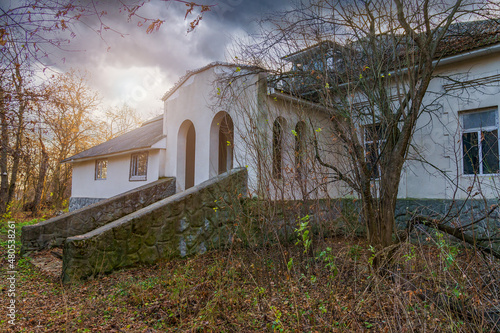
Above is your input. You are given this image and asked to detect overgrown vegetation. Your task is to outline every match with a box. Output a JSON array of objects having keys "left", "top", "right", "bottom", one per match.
[{"left": 1, "top": 211, "right": 499, "bottom": 332}]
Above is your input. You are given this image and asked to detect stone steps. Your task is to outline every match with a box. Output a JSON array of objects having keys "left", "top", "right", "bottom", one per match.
[
  {"left": 61, "top": 168, "right": 247, "bottom": 283},
  {"left": 21, "top": 178, "right": 176, "bottom": 254}
]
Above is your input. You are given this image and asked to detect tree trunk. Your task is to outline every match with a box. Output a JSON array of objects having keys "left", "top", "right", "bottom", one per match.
[
  {"left": 412, "top": 215, "right": 500, "bottom": 259},
  {"left": 0, "top": 99, "right": 9, "bottom": 215},
  {"left": 364, "top": 151, "right": 405, "bottom": 250},
  {"left": 7, "top": 108, "right": 24, "bottom": 206},
  {"left": 32, "top": 138, "right": 49, "bottom": 216},
  {"left": 52, "top": 162, "right": 62, "bottom": 210},
  {"left": 364, "top": 198, "right": 395, "bottom": 249}
]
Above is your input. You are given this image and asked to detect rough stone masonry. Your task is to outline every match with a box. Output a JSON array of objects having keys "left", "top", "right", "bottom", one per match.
[
  {"left": 61, "top": 168, "right": 247, "bottom": 283},
  {"left": 21, "top": 178, "right": 176, "bottom": 254}
]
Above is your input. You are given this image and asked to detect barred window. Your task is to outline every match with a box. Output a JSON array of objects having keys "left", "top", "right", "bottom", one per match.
[{"left": 462, "top": 109, "right": 499, "bottom": 175}]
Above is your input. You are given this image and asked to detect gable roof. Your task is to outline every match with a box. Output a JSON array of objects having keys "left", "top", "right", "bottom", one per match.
[
  {"left": 62, "top": 115, "right": 164, "bottom": 163},
  {"left": 161, "top": 61, "right": 263, "bottom": 101}
]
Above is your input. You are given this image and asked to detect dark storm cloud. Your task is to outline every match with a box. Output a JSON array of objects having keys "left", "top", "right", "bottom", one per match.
[
  {"left": 204, "top": 0, "right": 292, "bottom": 28},
  {"left": 46, "top": 0, "right": 294, "bottom": 113},
  {"left": 63, "top": 0, "right": 293, "bottom": 67}
]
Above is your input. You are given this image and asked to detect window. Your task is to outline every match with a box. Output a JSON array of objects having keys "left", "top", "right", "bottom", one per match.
[
  {"left": 461, "top": 109, "right": 499, "bottom": 175},
  {"left": 364, "top": 124, "right": 385, "bottom": 179},
  {"left": 95, "top": 159, "right": 107, "bottom": 180},
  {"left": 295, "top": 121, "right": 306, "bottom": 179},
  {"left": 273, "top": 118, "right": 285, "bottom": 179},
  {"left": 130, "top": 152, "right": 148, "bottom": 181}
]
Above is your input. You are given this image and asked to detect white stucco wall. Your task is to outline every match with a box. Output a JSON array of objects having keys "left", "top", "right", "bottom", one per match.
[
  {"left": 162, "top": 64, "right": 335, "bottom": 198},
  {"left": 70, "top": 149, "right": 165, "bottom": 198},
  {"left": 400, "top": 51, "right": 500, "bottom": 199},
  {"left": 255, "top": 49, "right": 500, "bottom": 201},
  {"left": 163, "top": 66, "right": 260, "bottom": 192},
  {"left": 257, "top": 94, "right": 337, "bottom": 200},
  {"left": 147, "top": 52, "right": 500, "bottom": 201}
]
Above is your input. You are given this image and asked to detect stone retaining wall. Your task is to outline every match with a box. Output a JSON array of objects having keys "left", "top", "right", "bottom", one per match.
[
  {"left": 395, "top": 198, "right": 500, "bottom": 239},
  {"left": 69, "top": 197, "right": 106, "bottom": 212},
  {"left": 243, "top": 198, "right": 499, "bottom": 244},
  {"left": 62, "top": 168, "right": 247, "bottom": 283},
  {"left": 21, "top": 178, "right": 176, "bottom": 254},
  {"left": 395, "top": 198, "right": 500, "bottom": 223}
]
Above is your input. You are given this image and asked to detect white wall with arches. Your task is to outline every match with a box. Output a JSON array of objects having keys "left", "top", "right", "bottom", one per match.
[
  {"left": 162, "top": 65, "right": 258, "bottom": 192},
  {"left": 160, "top": 53, "right": 500, "bottom": 201}
]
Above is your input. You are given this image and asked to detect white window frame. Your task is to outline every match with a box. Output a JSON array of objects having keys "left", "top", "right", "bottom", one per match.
[
  {"left": 129, "top": 151, "right": 148, "bottom": 181},
  {"left": 461, "top": 108, "right": 500, "bottom": 176},
  {"left": 95, "top": 159, "right": 107, "bottom": 180}
]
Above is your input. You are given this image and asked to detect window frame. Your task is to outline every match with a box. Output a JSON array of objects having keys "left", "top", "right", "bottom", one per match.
[
  {"left": 129, "top": 151, "right": 148, "bottom": 181},
  {"left": 461, "top": 108, "right": 499, "bottom": 176},
  {"left": 95, "top": 159, "right": 108, "bottom": 180}
]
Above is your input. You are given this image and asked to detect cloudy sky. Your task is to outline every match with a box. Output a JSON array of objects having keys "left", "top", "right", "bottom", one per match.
[{"left": 48, "top": 0, "right": 292, "bottom": 117}]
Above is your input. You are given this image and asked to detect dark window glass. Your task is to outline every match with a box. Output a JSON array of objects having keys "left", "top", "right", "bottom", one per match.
[
  {"left": 482, "top": 130, "right": 499, "bottom": 174},
  {"left": 295, "top": 121, "right": 306, "bottom": 179},
  {"left": 462, "top": 110, "right": 496, "bottom": 130},
  {"left": 364, "top": 124, "right": 384, "bottom": 179},
  {"left": 365, "top": 124, "right": 384, "bottom": 142},
  {"left": 463, "top": 132, "right": 479, "bottom": 175},
  {"left": 365, "top": 142, "right": 380, "bottom": 178}
]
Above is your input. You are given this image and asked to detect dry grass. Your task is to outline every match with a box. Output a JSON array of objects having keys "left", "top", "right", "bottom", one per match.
[{"left": 1, "top": 213, "right": 499, "bottom": 333}]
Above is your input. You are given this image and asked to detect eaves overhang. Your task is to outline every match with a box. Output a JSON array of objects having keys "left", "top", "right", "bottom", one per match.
[{"left": 61, "top": 146, "right": 165, "bottom": 164}]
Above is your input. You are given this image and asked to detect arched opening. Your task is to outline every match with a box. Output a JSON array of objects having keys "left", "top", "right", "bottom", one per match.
[
  {"left": 295, "top": 121, "right": 306, "bottom": 179},
  {"left": 273, "top": 117, "right": 286, "bottom": 179},
  {"left": 177, "top": 120, "right": 196, "bottom": 190},
  {"left": 185, "top": 124, "right": 196, "bottom": 189},
  {"left": 218, "top": 114, "right": 234, "bottom": 174},
  {"left": 210, "top": 111, "right": 234, "bottom": 177}
]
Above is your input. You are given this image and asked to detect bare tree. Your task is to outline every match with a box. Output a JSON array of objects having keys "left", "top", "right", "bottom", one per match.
[
  {"left": 40, "top": 70, "right": 100, "bottom": 209},
  {"left": 100, "top": 104, "right": 143, "bottom": 140},
  {"left": 31, "top": 134, "right": 49, "bottom": 216},
  {"left": 230, "top": 0, "right": 500, "bottom": 252},
  {"left": 0, "top": 30, "right": 41, "bottom": 214},
  {"left": 0, "top": 0, "right": 213, "bottom": 213}
]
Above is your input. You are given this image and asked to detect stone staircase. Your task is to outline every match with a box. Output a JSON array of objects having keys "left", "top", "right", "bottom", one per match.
[
  {"left": 21, "top": 177, "right": 176, "bottom": 254},
  {"left": 21, "top": 168, "right": 247, "bottom": 283}
]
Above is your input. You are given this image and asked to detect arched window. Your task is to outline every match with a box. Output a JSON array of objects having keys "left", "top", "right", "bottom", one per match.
[
  {"left": 295, "top": 121, "right": 306, "bottom": 179},
  {"left": 273, "top": 117, "right": 286, "bottom": 179}
]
